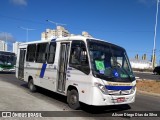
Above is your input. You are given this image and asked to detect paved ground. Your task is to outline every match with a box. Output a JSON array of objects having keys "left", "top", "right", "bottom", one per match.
[
  {"left": 0, "top": 73, "right": 160, "bottom": 120},
  {"left": 134, "top": 71, "right": 160, "bottom": 80}
]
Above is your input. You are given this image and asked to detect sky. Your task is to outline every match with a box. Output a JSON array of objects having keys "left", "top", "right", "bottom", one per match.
[{"left": 0, "top": 0, "right": 160, "bottom": 63}]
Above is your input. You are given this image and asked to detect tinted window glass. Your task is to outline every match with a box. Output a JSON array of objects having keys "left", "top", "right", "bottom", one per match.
[
  {"left": 26, "top": 44, "right": 36, "bottom": 62},
  {"left": 69, "top": 40, "right": 90, "bottom": 75},
  {"left": 36, "top": 43, "right": 49, "bottom": 63},
  {"left": 87, "top": 39, "right": 135, "bottom": 82},
  {"left": 47, "top": 42, "right": 56, "bottom": 64}
]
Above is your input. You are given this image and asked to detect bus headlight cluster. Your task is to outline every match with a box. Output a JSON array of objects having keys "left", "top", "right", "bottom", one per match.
[
  {"left": 94, "top": 82, "right": 108, "bottom": 94},
  {"left": 130, "top": 85, "right": 136, "bottom": 94}
]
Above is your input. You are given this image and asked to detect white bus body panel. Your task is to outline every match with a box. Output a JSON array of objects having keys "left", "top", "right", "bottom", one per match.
[
  {"left": 65, "top": 68, "right": 93, "bottom": 104},
  {"left": 23, "top": 41, "right": 60, "bottom": 91},
  {"left": 16, "top": 36, "right": 136, "bottom": 106},
  {"left": 91, "top": 79, "right": 136, "bottom": 105}
]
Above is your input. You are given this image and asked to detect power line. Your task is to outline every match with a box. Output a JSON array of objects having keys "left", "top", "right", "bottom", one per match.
[
  {"left": 46, "top": 20, "right": 67, "bottom": 27},
  {"left": 0, "top": 14, "right": 47, "bottom": 25},
  {"left": 18, "top": 27, "right": 36, "bottom": 42},
  {"left": 0, "top": 14, "right": 156, "bottom": 33}
]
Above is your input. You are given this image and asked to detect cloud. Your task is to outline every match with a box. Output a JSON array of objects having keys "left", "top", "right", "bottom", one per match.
[
  {"left": 0, "top": 32, "right": 16, "bottom": 43},
  {"left": 10, "top": 0, "right": 27, "bottom": 6}
]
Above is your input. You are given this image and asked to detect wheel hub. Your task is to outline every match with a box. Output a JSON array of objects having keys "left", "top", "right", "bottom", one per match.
[{"left": 70, "top": 95, "right": 77, "bottom": 105}]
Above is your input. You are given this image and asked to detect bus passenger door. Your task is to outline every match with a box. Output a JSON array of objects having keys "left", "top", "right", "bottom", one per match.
[
  {"left": 57, "top": 43, "right": 70, "bottom": 92},
  {"left": 18, "top": 48, "right": 26, "bottom": 80}
]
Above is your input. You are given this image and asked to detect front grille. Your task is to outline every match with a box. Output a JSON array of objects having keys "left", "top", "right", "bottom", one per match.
[{"left": 108, "top": 90, "right": 131, "bottom": 95}]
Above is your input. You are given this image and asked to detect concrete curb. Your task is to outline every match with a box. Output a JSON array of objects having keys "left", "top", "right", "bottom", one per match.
[
  {"left": 133, "top": 71, "right": 153, "bottom": 74},
  {"left": 137, "top": 90, "right": 160, "bottom": 97}
]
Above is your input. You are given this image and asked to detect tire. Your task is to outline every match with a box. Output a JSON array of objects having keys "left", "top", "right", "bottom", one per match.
[
  {"left": 67, "top": 89, "right": 80, "bottom": 110},
  {"left": 28, "top": 79, "right": 37, "bottom": 92}
]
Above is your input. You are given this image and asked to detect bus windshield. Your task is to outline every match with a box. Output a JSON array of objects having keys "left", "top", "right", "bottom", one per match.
[
  {"left": 0, "top": 53, "right": 16, "bottom": 66},
  {"left": 87, "top": 39, "right": 135, "bottom": 82}
]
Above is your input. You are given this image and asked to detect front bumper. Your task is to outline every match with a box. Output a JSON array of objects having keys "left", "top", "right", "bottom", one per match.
[{"left": 91, "top": 87, "right": 136, "bottom": 106}]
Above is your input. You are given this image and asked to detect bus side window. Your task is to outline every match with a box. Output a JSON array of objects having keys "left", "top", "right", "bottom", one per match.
[
  {"left": 81, "top": 45, "right": 89, "bottom": 66},
  {"left": 26, "top": 44, "right": 36, "bottom": 62},
  {"left": 36, "top": 43, "right": 49, "bottom": 63},
  {"left": 69, "top": 41, "right": 90, "bottom": 75},
  {"left": 47, "top": 42, "right": 56, "bottom": 64}
]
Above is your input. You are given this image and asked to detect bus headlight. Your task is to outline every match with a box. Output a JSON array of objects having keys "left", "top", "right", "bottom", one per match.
[
  {"left": 94, "top": 82, "right": 108, "bottom": 94},
  {"left": 130, "top": 85, "right": 136, "bottom": 94}
]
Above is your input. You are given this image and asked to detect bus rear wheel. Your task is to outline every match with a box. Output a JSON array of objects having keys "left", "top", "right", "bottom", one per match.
[
  {"left": 67, "top": 89, "right": 80, "bottom": 110},
  {"left": 28, "top": 79, "right": 37, "bottom": 92}
]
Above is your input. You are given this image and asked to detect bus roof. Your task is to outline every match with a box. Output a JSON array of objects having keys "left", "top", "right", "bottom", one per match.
[
  {"left": 19, "top": 36, "right": 107, "bottom": 45},
  {"left": 18, "top": 35, "right": 124, "bottom": 50}
]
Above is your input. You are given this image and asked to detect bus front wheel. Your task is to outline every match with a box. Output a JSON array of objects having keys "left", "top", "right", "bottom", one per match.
[
  {"left": 28, "top": 79, "right": 37, "bottom": 92},
  {"left": 67, "top": 89, "right": 80, "bottom": 110}
]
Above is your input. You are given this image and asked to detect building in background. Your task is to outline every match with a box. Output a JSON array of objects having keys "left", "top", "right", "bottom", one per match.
[
  {"left": 13, "top": 42, "right": 21, "bottom": 55},
  {"left": 41, "top": 26, "right": 93, "bottom": 41},
  {"left": 130, "top": 59, "right": 153, "bottom": 70},
  {"left": 0, "top": 40, "right": 7, "bottom": 51},
  {"left": 41, "top": 26, "right": 70, "bottom": 40},
  {"left": 82, "top": 31, "right": 93, "bottom": 38},
  {"left": 131, "top": 54, "right": 157, "bottom": 69}
]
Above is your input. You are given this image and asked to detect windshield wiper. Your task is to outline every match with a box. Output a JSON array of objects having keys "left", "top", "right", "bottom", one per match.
[
  {"left": 112, "top": 60, "right": 133, "bottom": 81},
  {"left": 121, "top": 68, "right": 133, "bottom": 81}
]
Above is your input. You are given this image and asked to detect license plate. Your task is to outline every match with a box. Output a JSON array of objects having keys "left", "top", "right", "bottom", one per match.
[{"left": 117, "top": 97, "right": 125, "bottom": 102}]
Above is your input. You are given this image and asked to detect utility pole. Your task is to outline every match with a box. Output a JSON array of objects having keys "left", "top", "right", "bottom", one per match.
[
  {"left": 19, "top": 27, "right": 35, "bottom": 42},
  {"left": 152, "top": 0, "right": 159, "bottom": 68}
]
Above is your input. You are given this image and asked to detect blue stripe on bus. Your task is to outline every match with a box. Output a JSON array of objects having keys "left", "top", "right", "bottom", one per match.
[
  {"left": 105, "top": 86, "right": 132, "bottom": 90},
  {"left": 51, "top": 39, "right": 56, "bottom": 42},
  {"left": 67, "top": 67, "right": 72, "bottom": 70},
  {"left": 40, "top": 63, "right": 47, "bottom": 78}
]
